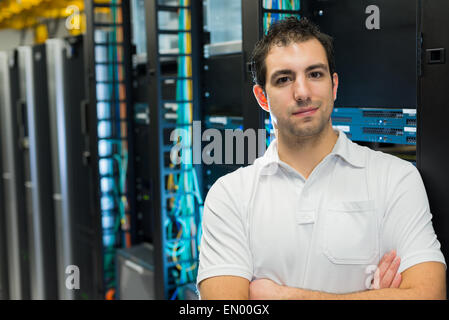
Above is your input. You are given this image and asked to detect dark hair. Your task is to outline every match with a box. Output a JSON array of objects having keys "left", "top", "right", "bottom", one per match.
[{"left": 250, "top": 16, "right": 336, "bottom": 90}]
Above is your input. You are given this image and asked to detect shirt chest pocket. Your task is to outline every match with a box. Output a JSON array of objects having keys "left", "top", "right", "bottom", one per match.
[{"left": 323, "top": 200, "right": 379, "bottom": 265}]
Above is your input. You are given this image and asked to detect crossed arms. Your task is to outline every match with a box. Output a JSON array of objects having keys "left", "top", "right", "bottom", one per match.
[{"left": 199, "top": 251, "right": 446, "bottom": 300}]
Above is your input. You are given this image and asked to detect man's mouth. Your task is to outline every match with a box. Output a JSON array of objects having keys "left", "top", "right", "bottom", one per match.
[{"left": 292, "top": 107, "right": 319, "bottom": 117}]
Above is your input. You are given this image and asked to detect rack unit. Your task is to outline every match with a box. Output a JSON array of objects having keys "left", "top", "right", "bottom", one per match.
[
  {"left": 84, "top": 0, "right": 137, "bottom": 299},
  {"left": 332, "top": 108, "right": 417, "bottom": 145},
  {"left": 145, "top": 0, "right": 204, "bottom": 299}
]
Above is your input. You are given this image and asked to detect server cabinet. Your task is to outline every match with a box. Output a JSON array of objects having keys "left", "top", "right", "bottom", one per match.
[
  {"left": 46, "top": 37, "right": 94, "bottom": 300},
  {"left": 17, "top": 45, "right": 58, "bottom": 300},
  {"left": 0, "top": 51, "right": 30, "bottom": 300},
  {"left": 145, "top": 0, "right": 204, "bottom": 299},
  {"left": 418, "top": 0, "right": 449, "bottom": 291}
]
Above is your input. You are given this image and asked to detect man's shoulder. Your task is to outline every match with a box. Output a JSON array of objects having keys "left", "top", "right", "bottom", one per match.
[
  {"left": 206, "top": 162, "right": 260, "bottom": 201},
  {"left": 212, "top": 162, "right": 259, "bottom": 189},
  {"left": 352, "top": 140, "right": 414, "bottom": 168},
  {"left": 350, "top": 140, "right": 418, "bottom": 179}
]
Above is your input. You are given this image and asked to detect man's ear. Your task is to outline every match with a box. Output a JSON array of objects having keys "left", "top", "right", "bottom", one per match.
[
  {"left": 332, "top": 73, "right": 339, "bottom": 101},
  {"left": 253, "top": 85, "right": 269, "bottom": 112}
]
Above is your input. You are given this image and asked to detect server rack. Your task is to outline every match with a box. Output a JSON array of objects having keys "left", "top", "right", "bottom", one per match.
[
  {"left": 0, "top": 51, "right": 30, "bottom": 300},
  {"left": 45, "top": 37, "right": 93, "bottom": 300},
  {"left": 418, "top": 0, "right": 449, "bottom": 292},
  {"left": 17, "top": 45, "right": 58, "bottom": 300},
  {"left": 145, "top": 0, "right": 204, "bottom": 299},
  {"left": 84, "top": 0, "right": 137, "bottom": 299}
]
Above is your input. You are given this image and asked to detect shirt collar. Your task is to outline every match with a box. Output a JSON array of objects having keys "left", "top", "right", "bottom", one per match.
[{"left": 259, "top": 129, "right": 365, "bottom": 175}]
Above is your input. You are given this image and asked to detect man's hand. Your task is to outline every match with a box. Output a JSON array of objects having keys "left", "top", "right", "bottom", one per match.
[
  {"left": 371, "top": 250, "right": 402, "bottom": 289},
  {"left": 250, "top": 250, "right": 403, "bottom": 300}
]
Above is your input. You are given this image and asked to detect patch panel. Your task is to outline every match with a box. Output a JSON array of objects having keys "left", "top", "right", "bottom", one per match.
[{"left": 332, "top": 108, "right": 417, "bottom": 145}]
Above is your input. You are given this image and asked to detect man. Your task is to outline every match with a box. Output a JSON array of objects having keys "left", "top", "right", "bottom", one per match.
[{"left": 197, "top": 17, "right": 446, "bottom": 299}]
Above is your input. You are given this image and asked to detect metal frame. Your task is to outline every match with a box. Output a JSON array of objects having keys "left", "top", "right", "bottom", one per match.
[
  {"left": 84, "top": 0, "right": 137, "bottom": 299},
  {"left": 122, "top": 0, "right": 139, "bottom": 247},
  {"left": 144, "top": 0, "right": 164, "bottom": 298}
]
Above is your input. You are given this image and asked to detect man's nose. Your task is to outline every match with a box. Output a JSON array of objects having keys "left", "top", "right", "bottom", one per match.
[{"left": 293, "top": 76, "right": 312, "bottom": 103}]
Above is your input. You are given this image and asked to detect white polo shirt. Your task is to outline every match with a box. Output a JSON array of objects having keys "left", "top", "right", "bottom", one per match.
[{"left": 196, "top": 130, "right": 446, "bottom": 294}]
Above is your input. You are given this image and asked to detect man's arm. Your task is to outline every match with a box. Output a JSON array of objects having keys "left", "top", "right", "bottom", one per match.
[
  {"left": 200, "top": 250, "right": 402, "bottom": 300},
  {"left": 196, "top": 175, "right": 254, "bottom": 300},
  {"left": 250, "top": 261, "right": 446, "bottom": 300},
  {"left": 199, "top": 276, "right": 250, "bottom": 300}
]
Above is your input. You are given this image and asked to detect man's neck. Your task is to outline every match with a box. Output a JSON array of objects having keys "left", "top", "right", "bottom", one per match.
[{"left": 276, "top": 124, "right": 338, "bottom": 179}]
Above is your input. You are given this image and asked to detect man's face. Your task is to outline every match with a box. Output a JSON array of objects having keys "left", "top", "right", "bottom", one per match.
[{"left": 255, "top": 38, "right": 338, "bottom": 140}]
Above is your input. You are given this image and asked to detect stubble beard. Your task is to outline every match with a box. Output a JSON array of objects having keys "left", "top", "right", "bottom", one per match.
[{"left": 281, "top": 101, "right": 331, "bottom": 140}]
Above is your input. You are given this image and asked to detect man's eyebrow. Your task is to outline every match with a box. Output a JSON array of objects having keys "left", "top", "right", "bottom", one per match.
[
  {"left": 270, "top": 69, "right": 294, "bottom": 82},
  {"left": 305, "top": 63, "right": 329, "bottom": 72}
]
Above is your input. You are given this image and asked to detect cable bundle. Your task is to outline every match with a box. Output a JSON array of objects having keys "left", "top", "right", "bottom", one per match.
[
  {"left": 95, "top": 0, "right": 130, "bottom": 298},
  {"left": 165, "top": 0, "right": 204, "bottom": 300},
  {"left": 262, "top": 0, "right": 301, "bottom": 32}
]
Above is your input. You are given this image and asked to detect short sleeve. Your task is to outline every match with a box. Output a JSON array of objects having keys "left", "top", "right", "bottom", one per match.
[
  {"left": 381, "top": 162, "right": 446, "bottom": 273},
  {"left": 196, "top": 176, "right": 253, "bottom": 287}
]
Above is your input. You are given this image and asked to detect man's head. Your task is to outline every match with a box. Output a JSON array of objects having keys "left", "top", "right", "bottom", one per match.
[
  {"left": 251, "top": 17, "right": 338, "bottom": 140},
  {"left": 251, "top": 17, "right": 336, "bottom": 91}
]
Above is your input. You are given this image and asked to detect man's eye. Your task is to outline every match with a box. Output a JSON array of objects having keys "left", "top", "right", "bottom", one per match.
[
  {"left": 310, "top": 72, "right": 323, "bottom": 79},
  {"left": 276, "top": 76, "right": 291, "bottom": 84}
]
